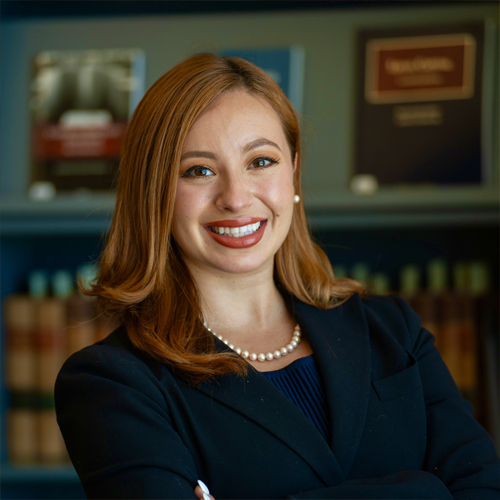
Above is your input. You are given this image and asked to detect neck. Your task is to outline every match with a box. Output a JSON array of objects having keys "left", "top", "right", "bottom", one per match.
[{"left": 186, "top": 261, "right": 291, "bottom": 346}]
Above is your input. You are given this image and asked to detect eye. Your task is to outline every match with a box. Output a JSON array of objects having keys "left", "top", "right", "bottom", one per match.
[
  {"left": 182, "top": 165, "right": 215, "bottom": 178},
  {"left": 249, "top": 156, "right": 279, "bottom": 169}
]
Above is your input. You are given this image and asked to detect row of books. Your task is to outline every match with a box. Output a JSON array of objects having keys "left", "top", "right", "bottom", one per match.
[
  {"left": 335, "top": 259, "right": 499, "bottom": 445},
  {"left": 2, "top": 259, "right": 498, "bottom": 463},
  {"left": 3, "top": 265, "right": 119, "bottom": 464}
]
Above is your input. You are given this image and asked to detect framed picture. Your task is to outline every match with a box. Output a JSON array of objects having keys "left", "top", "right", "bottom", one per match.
[
  {"left": 30, "top": 49, "right": 145, "bottom": 193},
  {"left": 220, "top": 46, "right": 305, "bottom": 112},
  {"left": 353, "top": 21, "right": 495, "bottom": 190}
]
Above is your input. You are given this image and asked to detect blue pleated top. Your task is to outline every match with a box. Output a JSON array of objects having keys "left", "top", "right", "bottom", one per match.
[{"left": 260, "top": 354, "right": 330, "bottom": 442}]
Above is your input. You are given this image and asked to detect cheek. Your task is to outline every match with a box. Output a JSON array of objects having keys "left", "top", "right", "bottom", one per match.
[
  {"left": 172, "top": 185, "right": 197, "bottom": 239},
  {"left": 263, "top": 175, "right": 295, "bottom": 213},
  {"left": 172, "top": 184, "right": 215, "bottom": 245},
  {"left": 174, "top": 183, "right": 203, "bottom": 218}
]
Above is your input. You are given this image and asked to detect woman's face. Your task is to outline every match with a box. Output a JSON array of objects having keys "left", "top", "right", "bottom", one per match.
[{"left": 173, "top": 90, "right": 296, "bottom": 277}]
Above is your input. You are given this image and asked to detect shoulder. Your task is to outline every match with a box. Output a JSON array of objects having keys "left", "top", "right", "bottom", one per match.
[
  {"left": 332, "top": 293, "right": 427, "bottom": 369},
  {"left": 293, "top": 292, "right": 424, "bottom": 359},
  {"left": 360, "top": 294, "right": 421, "bottom": 341},
  {"left": 55, "top": 325, "right": 176, "bottom": 406},
  {"left": 291, "top": 292, "right": 421, "bottom": 345},
  {"left": 60, "top": 325, "right": 160, "bottom": 374},
  {"left": 357, "top": 294, "right": 443, "bottom": 379}
]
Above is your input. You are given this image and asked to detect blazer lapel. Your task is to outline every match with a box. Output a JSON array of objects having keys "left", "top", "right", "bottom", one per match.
[
  {"left": 291, "top": 294, "right": 372, "bottom": 478},
  {"left": 197, "top": 343, "right": 344, "bottom": 487}
]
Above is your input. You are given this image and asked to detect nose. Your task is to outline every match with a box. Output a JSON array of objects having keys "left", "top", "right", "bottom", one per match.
[{"left": 215, "top": 173, "right": 253, "bottom": 213}]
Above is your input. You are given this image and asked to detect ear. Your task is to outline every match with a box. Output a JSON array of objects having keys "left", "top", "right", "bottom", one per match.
[{"left": 293, "top": 153, "right": 298, "bottom": 172}]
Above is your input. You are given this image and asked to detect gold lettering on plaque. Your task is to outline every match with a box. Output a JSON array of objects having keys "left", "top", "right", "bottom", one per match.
[
  {"left": 365, "top": 33, "right": 476, "bottom": 104},
  {"left": 393, "top": 104, "right": 443, "bottom": 127},
  {"left": 385, "top": 56, "right": 455, "bottom": 75}
]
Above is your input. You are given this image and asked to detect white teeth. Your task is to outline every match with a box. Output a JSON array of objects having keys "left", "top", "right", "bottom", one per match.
[{"left": 211, "top": 221, "right": 262, "bottom": 237}]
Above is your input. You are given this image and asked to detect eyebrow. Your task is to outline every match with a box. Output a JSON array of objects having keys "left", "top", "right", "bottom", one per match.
[
  {"left": 180, "top": 138, "right": 282, "bottom": 162},
  {"left": 180, "top": 150, "right": 217, "bottom": 161},
  {"left": 241, "top": 138, "right": 282, "bottom": 154}
]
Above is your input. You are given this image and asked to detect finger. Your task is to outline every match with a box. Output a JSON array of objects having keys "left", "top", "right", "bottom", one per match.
[
  {"left": 194, "top": 484, "right": 214, "bottom": 500},
  {"left": 197, "top": 479, "right": 210, "bottom": 494},
  {"left": 197, "top": 479, "right": 215, "bottom": 500}
]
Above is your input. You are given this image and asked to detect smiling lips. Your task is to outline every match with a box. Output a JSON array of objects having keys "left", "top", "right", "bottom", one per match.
[{"left": 204, "top": 217, "right": 267, "bottom": 248}]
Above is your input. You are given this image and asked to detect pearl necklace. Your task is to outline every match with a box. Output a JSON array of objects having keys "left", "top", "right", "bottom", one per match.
[{"left": 203, "top": 322, "right": 301, "bottom": 362}]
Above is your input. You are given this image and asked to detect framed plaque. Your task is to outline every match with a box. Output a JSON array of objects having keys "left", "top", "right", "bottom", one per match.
[
  {"left": 365, "top": 33, "right": 476, "bottom": 104},
  {"left": 30, "top": 49, "right": 145, "bottom": 193},
  {"left": 353, "top": 22, "right": 495, "bottom": 188}
]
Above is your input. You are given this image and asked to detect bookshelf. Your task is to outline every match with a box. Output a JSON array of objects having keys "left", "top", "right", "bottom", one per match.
[
  {"left": 0, "top": 464, "right": 85, "bottom": 500},
  {"left": 1, "top": 197, "right": 499, "bottom": 499},
  {"left": 0, "top": 2, "right": 498, "bottom": 499}
]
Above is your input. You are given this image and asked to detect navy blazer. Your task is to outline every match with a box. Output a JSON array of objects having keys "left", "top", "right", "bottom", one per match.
[{"left": 55, "top": 294, "right": 500, "bottom": 499}]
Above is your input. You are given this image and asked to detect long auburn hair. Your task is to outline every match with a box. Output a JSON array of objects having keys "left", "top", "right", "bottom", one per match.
[{"left": 88, "top": 52, "right": 365, "bottom": 385}]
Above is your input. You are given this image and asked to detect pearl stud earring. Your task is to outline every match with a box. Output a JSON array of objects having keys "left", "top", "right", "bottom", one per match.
[{"left": 293, "top": 195, "right": 300, "bottom": 204}]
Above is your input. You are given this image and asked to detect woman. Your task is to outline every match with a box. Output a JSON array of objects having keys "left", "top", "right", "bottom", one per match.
[{"left": 55, "top": 53, "right": 499, "bottom": 500}]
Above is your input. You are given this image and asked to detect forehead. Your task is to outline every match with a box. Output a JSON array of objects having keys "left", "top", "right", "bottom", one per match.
[{"left": 183, "top": 90, "right": 287, "bottom": 150}]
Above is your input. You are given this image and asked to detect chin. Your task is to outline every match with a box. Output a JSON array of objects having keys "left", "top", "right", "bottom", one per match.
[{"left": 208, "top": 256, "right": 273, "bottom": 276}]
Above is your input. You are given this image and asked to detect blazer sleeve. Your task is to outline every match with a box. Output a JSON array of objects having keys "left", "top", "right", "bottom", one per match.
[
  {"left": 54, "top": 343, "right": 199, "bottom": 500},
  {"left": 288, "top": 295, "right": 500, "bottom": 500}
]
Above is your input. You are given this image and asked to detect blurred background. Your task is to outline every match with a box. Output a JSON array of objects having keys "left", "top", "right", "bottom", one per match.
[{"left": 0, "top": 1, "right": 498, "bottom": 498}]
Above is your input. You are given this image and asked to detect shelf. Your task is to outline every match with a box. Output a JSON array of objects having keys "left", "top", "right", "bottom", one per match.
[
  {"left": 0, "top": 194, "right": 116, "bottom": 215},
  {"left": 0, "top": 463, "right": 79, "bottom": 483},
  {"left": 1, "top": 190, "right": 499, "bottom": 235},
  {"left": 301, "top": 185, "right": 500, "bottom": 229},
  {"left": 307, "top": 209, "right": 500, "bottom": 230},
  {"left": 0, "top": 195, "right": 115, "bottom": 236},
  {"left": 303, "top": 185, "right": 500, "bottom": 211}
]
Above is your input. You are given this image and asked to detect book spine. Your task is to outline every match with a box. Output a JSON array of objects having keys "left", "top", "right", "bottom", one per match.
[
  {"left": 66, "top": 295, "right": 96, "bottom": 357},
  {"left": 439, "top": 291, "right": 464, "bottom": 392},
  {"left": 413, "top": 292, "right": 440, "bottom": 348},
  {"left": 4, "top": 295, "right": 38, "bottom": 463},
  {"left": 457, "top": 292, "right": 477, "bottom": 407},
  {"left": 36, "top": 297, "right": 67, "bottom": 463},
  {"left": 7, "top": 405, "right": 38, "bottom": 464},
  {"left": 469, "top": 262, "right": 499, "bottom": 451},
  {"left": 489, "top": 291, "right": 500, "bottom": 452}
]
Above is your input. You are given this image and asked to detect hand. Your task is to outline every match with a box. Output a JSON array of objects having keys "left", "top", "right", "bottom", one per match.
[{"left": 195, "top": 480, "right": 215, "bottom": 500}]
